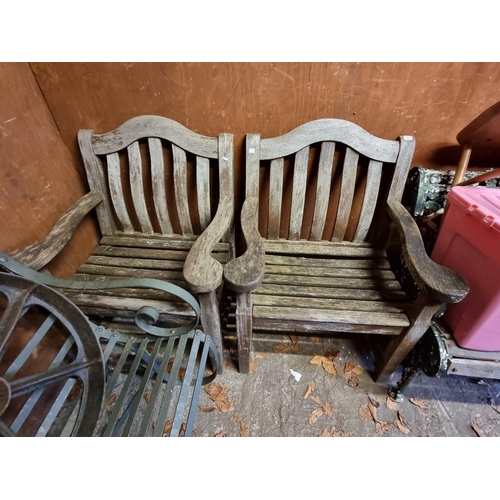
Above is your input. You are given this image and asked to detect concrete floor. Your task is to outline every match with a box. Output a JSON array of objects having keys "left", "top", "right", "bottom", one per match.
[{"left": 193, "top": 332, "right": 500, "bottom": 437}]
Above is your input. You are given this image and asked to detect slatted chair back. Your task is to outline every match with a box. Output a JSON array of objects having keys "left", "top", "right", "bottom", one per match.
[
  {"left": 245, "top": 119, "right": 415, "bottom": 244},
  {"left": 78, "top": 116, "right": 234, "bottom": 240}
]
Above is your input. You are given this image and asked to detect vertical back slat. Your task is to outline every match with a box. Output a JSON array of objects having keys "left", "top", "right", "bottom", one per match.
[
  {"left": 387, "top": 136, "right": 416, "bottom": 202},
  {"left": 172, "top": 144, "right": 193, "bottom": 235},
  {"left": 353, "top": 160, "right": 383, "bottom": 242},
  {"left": 310, "top": 142, "right": 335, "bottom": 240},
  {"left": 331, "top": 147, "right": 358, "bottom": 242},
  {"left": 246, "top": 134, "right": 261, "bottom": 199},
  {"left": 128, "top": 141, "right": 153, "bottom": 234},
  {"left": 106, "top": 153, "right": 134, "bottom": 233},
  {"left": 149, "top": 138, "right": 173, "bottom": 234},
  {"left": 196, "top": 156, "right": 211, "bottom": 231},
  {"left": 289, "top": 146, "right": 309, "bottom": 240},
  {"left": 268, "top": 158, "right": 284, "bottom": 239}
]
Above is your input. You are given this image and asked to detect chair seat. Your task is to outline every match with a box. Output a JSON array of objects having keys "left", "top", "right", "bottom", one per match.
[
  {"left": 62, "top": 233, "right": 230, "bottom": 322},
  {"left": 251, "top": 243, "right": 411, "bottom": 335}
]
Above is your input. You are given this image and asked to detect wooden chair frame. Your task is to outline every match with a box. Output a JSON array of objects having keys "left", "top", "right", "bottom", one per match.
[{"left": 224, "top": 119, "right": 469, "bottom": 383}]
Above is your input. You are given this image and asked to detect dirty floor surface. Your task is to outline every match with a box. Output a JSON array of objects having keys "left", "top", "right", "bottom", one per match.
[{"left": 193, "top": 332, "right": 500, "bottom": 437}]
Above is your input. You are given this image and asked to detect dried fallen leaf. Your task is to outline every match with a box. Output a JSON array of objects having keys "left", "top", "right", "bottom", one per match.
[
  {"left": 214, "top": 431, "right": 227, "bottom": 437},
  {"left": 409, "top": 397, "right": 429, "bottom": 411},
  {"left": 321, "top": 401, "right": 333, "bottom": 417},
  {"left": 347, "top": 376, "right": 360, "bottom": 389},
  {"left": 375, "top": 421, "right": 393, "bottom": 435},
  {"left": 319, "top": 429, "right": 333, "bottom": 437},
  {"left": 318, "top": 425, "right": 342, "bottom": 437},
  {"left": 143, "top": 393, "right": 151, "bottom": 404},
  {"left": 107, "top": 394, "right": 117, "bottom": 406},
  {"left": 309, "top": 355, "right": 324, "bottom": 366},
  {"left": 311, "top": 395, "right": 322, "bottom": 405},
  {"left": 344, "top": 362, "right": 363, "bottom": 376},
  {"left": 311, "top": 336, "right": 321, "bottom": 342},
  {"left": 255, "top": 352, "right": 269, "bottom": 359},
  {"left": 303, "top": 381, "right": 316, "bottom": 399},
  {"left": 397, "top": 411, "right": 411, "bottom": 434},
  {"left": 368, "top": 396, "right": 380, "bottom": 408},
  {"left": 162, "top": 419, "right": 173, "bottom": 436},
  {"left": 250, "top": 362, "right": 258, "bottom": 373},
  {"left": 204, "top": 383, "right": 235, "bottom": 412},
  {"left": 322, "top": 358, "right": 338, "bottom": 376},
  {"left": 309, "top": 407, "right": 324, "bottom": 424},
  {"left": 368, "top": 402, "right": 378, "bottom": 423},
  {"left": 231, "top": 415, "right": 249, "bottom": 437},
  {"left": 324, "top": 349, "right": 340, "bottom": 361},
  {"left": 289, "top": 335, "right": 299, "bottom": 344},
  {"left": 359, "top": 403, "right": 372, "bottom": 421},
  {"left": 273, "top": 343, "right": 289, "bottom": 354},
  {"left": 386, "top": 396, "right": 399, "bottom": 411},
  {"left": 471, "top": 422, "right": 486, "bottom": 437},
  {"left": 200, "top": 406, "right": 216, "bottom": 413}
]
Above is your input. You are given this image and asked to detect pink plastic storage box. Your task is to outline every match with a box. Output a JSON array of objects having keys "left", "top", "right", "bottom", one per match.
[{"left": 432, "top": 186, "right": 500, "bottom": 351}]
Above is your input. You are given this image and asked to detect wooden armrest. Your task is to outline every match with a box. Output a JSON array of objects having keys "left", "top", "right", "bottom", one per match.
[
  {"left": 183, "top": 201, "right": 234, "bottom": 294},
  {"left": 224, "top": 197, "right": 265, "bottom": 293},
  {"left": 387, "top": 200, "right": 469, "bottom": 303},
  {"left": 9, "top": 191, "right": 103, "bottom": 270}
]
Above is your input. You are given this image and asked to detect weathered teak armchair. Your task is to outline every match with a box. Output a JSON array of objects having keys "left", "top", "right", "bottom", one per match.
[
  {"left": 224, "top": 119, "right": 469, "bottom": 382},
  {"left": 9, "top": 116, "right": 234, "bottom": 365}
]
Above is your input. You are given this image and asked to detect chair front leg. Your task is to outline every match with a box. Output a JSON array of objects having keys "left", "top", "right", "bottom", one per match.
[
  {"left": 199, "top": 290, "right": 224, "bottom": 374},
  {"left": 236, "top": 292, "right": 253, "bottom": 374}
]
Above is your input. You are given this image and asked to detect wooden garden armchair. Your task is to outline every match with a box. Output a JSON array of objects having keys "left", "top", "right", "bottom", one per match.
[
  {"left": 8, "top": 116, "right": 234, "bottom": 366},
  {"left": 224, "top": 119, "right": 469, "bottom": 383}
]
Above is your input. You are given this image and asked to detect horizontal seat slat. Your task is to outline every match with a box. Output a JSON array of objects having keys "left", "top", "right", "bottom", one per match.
[
  {"left": 262, "top": 274, "right": 403, "bottom": 290},
  {"left": 253, "top": 305, "right": 410, "bottom": 327},
  {"left": 251, "top": 294, "right": 409, "bottom": 313},
  {"left": 63, "top": 286, "right": 194, "bottom": 302},
  {"left": 101, "top": 235, "right": 229, "bottom": 252},
  {"left": 265, "top": 264, "right": 396, "bottom": 280},
  {"left": 263, "top": 240, "right": 386, "bottom": 258},
  {"left": 76, "top": 264, "right": 184, "bottom": 281},
  {"left": 264, "top": 255, "right": 390, "bottom": 269},
  {"left": 254, "top": 284, "right": 408, "bottom": 302}
]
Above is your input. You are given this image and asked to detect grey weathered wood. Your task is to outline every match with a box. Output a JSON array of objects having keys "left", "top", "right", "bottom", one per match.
[
  {"left": 332, "top": 147, "right": 358, "bottom": 242},
  {"left": 87, "top": 255, "right": 185, "bottom": 270},
  {"left": 172, "top": 144, "right": 193, "bottom": 235},
  {"left": 265, "top": 255, "right": 390, "bottom": 269},
  {"left": 196, "top": 156, "right": 211, "bottom": 231},
  {"left": 251, "top": 294, "right": 409, "bottom": 313},
  {"left": 77, "top": 263, "right": 184, "bottom": 281},
  {"left": 263, "top": 274, "right": 404, "bottom": 290},
  {"left": 100, "top": 235, "right": 229, "bottom": 252},
  {"left": 148, "top": 137, "right": 173, "bottom": 234},
  {"left": 263, "top": 240, "right": 385, "bottom": 258},
  {"left": 310, "top": 142, "right": 335, "bottom": 240},
  {"left": 259, "top": 119, "right": 399, "bottom": 162},
  {"left": 106, "top": 153, "right": 134, "bottom": 233},
  {"left": 387, "top": 136, "right": 416, "bottom": 203},
  {"left": 373, "top": 295, "right": 441, "bottom": 383},
  {"left": 289, "top": 147, "right": 309, "bottom": 240},
  {"left": 253, "top": 305, "right": 409, "bottom": 327},
  {"left": 441, "top": 330, "right": 500, "bottom": 362},
  {"left": 78, "top": 130, "right": 116, "bottom": 235},
  {"left": 10, "top": 191, "right": 103, "bottom": 270},
  {"left": 236, "top": 293, "right": 252, "bottom": 374},
  {"left": 254, "top": 284, "right": 408, "bottom": 301},
  {"left": 265, "top": 264, "right": 395, "bottom": 280},
  {"left": 447, "top": 358, "right": 500, "bottom": 378},
  {"left": 199, "top": 291, "right": 224, "bottom": 374},
  {"left": 92, "top": 115, "right": 219, "bottom": 158},
  {"left": 387, "top": 200, "right": 469, "bottom": 303},
  {"left": 245, "top": 134, "right": 261, "bottom": 199},
  {"left": 268, "top": 158, "right": 284, "bottom": 239},
  {"left": 353, "top": 160, "right": 383, "bottom": 242},
  {"left": 183, "top": 133, "right": 234, "bottom": 293},
  {"left": 64, "top": 286, "right": 191, "bottom": 303},
  {"left": 224, "top": 197, "right": 265, "bottom": 293},
  {"left": 128, "top": 141, "right": 154, "bottom": 234}
]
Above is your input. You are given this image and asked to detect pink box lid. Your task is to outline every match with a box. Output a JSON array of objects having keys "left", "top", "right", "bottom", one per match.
[{"left": 448, "top": 186, "right": 500, "bottom": 234}]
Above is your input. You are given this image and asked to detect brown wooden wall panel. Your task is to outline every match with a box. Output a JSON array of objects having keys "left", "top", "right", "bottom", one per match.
[{"left": 0, "top": 63, "right": 99, "bottom": 277}]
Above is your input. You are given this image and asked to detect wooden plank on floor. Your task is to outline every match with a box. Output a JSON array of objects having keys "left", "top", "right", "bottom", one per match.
[{"left": 447, "top": 358, "right": 500, "bottom": 379}]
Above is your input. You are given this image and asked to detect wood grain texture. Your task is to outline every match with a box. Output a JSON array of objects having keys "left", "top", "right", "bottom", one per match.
[
  {"left": 224, "top": 197, "right": 265, "bottom": 293},
  {"left": 236, "top": 292, "right": 252, "bottom": 374},
  {"left": 289, "top": 147, "right": 309, "bottom": 240},
  {"left": 310, "top": 142, "right": 335, "bottom": 240},
  {"left": 264, "top": 239, "right": 385, "bottom": 258},
  {"left": 100, "top": 235, "right": 229, "bottom": 252},
  {"left": 387, "top": 136, "right": 415, "bottom": 203},
  {"left": 183, "top": 133, "right": 234, "bottom": 293},
  {"left": 128, "top": 141, "right": 154, "bottom": 234},
  {"left": 332, "top": 147, "right": 358, "bottom": 242},
  {"left": 353, "top": 160, "right": 383, "bottom": 242},
  {"left": 196, "top": 156, "right": 211, "bottom": 231},
  {"left": 10, "top": 191, "right": 102, "bottom": 270},
  {"left": 199, "top": 291, "right": 224, "bottom": 373},
  {"left": 245, "top": 134, "right": 260, "bottom": 199},
  {"left": 265, "top": 255, "right": 390, "bottom": 269},
  {"left": 106, "top": 153, "right": 134, "bottom": 233},
  {"left": 172, "top": 144, "right": 193, "bottom": 235},
  {"left": 387, "top": 200, "right": 469, "bottom": 302},
  {"left": 268, "top": 158, "right": 284, "bottom": 239}
]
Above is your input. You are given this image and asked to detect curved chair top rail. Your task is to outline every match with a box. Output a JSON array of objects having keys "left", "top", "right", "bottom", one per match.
[
  {"left": 259, "top": 119, "right": 401, "bottom": 163},
  {"left": 89, "top": 115, "right": 219, "bottom": 158}
]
